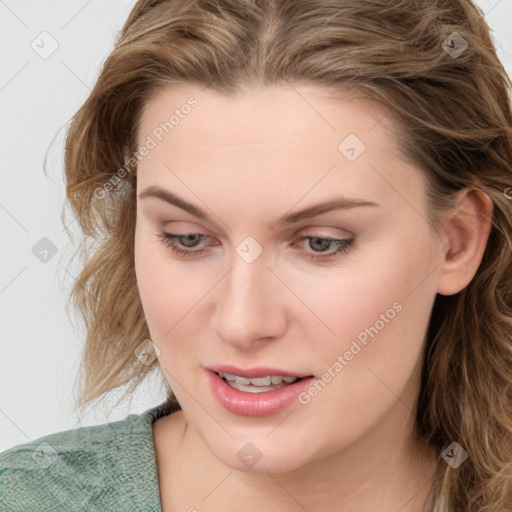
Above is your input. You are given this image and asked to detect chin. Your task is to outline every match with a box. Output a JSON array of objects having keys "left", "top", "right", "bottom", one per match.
[{"left": 207, "top": 435, "right": 318, "bottom": 475}]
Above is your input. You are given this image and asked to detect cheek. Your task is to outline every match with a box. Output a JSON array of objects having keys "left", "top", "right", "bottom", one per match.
[
  {"left": 334, "top": 241, "right": 435, "bottom": 403},
  {"left": 292, "top": 242, "right": 431, "bottom": 329},
  {"left": 134, "top": 225, "right": 213, "bottom": 353},
  {"left": 294, "top": 229, "right": 437, "bottom": 377},
  {"left": 134, "top": 226, "right": 178, "bottom": 337}
]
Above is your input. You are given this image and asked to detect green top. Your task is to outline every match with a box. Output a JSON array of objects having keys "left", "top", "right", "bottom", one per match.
[
  {"left": 0, "top": 400, "right": 178, "bottom": 512},
  {"left": 1, "top": 400, "right": 441, "bottom": 511}
]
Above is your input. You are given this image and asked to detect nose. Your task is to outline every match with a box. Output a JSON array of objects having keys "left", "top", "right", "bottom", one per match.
[{"left": 210, "top": 250, "right": 288, "bottom": 350}]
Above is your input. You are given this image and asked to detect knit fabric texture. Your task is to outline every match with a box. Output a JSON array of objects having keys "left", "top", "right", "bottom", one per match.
[
  {"left": 0, "top": 400, "right": 178, "bottom": 512},
  {"left": 1, "top": 399, "right": 441, "bottom": 511}
]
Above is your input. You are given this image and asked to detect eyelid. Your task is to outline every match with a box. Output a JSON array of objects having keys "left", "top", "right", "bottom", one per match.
[
  {"left": 296, "top": 226, "right": 355, "bottom": 238},
  {"left": 161, "top": 221, "right": 354, "bottom": 240},
  {"left": 161, "top": 221, "right": 213, "bottom": 233}
]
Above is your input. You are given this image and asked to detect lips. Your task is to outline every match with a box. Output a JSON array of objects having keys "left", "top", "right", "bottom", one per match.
[
  {"left": 206, "top": 366, "right": 315, "bottom": 416},
  {"left": 208, "top": 364, "right": 312, "bottom": 379}
]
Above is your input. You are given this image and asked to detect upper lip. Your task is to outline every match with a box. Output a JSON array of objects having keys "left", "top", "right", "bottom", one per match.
[{"left": 208, "top": 364, "right": 312, "bottom": 379}]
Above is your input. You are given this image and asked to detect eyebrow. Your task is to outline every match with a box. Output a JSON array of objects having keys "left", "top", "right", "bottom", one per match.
[{"left": 138, "top": 185, "right": 381, "bottom": 225}]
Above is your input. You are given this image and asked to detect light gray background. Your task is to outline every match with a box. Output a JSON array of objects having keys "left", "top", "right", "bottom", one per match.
[{"left": 1, "top": 0, "right": 511, "bottom": 452}]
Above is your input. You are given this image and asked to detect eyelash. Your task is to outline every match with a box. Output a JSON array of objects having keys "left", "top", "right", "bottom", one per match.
[{"left": 154, "top": 231, "right": 355, "bottom": 261}]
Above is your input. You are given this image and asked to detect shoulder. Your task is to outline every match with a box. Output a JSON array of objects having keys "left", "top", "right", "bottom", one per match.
[{"left": 0, "top": 403, "right": 171, "bottom": 512}]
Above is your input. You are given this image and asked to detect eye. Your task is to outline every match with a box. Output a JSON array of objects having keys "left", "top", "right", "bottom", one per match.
[
  {"left": 155, "top": 232, "right": 209, "bottom": 257},
  {"left": 293, "top": 235, "right": 355, "bottom": 260},
  {"left": 154, "top": 231, "right": 355, "bottom": 261}
]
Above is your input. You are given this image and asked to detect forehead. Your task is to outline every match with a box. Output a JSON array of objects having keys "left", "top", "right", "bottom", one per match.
[
  {"left": 136, "top": 83, "right": 398, "bottom": 152},
  {"left": 135, "top": 84, "right": 426, "bottom": 221}
]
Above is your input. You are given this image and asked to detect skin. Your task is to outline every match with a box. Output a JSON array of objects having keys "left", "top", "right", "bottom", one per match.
[{"left": 133, "top": 83, "right": 493, "bottom": 511}]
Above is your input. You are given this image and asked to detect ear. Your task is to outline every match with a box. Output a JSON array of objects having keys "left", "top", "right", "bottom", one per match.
[{"left": 436, "top": 188, "right": 493, "bottom": 296}]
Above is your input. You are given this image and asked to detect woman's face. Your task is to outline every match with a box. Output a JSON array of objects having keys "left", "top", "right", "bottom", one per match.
[{"left": 134, "top": 84, "right": 442, "bottom": 472}]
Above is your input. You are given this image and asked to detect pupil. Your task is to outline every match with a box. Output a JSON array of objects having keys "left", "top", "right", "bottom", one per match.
[
  {"left": 310, "top": 237, "right": 331, "bottom": 251},
  {"left": 181, "top": 234, "right": 201, "bottom": 247}
]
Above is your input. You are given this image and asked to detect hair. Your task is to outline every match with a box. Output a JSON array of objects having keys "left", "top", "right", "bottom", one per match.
[{"left": 59, "top": 0, "right": 512, "bottom": 509}]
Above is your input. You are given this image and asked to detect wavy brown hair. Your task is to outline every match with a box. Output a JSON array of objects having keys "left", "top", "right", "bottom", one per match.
[{"left": 61, "top": 0, "right": 512, "bottom": 509}]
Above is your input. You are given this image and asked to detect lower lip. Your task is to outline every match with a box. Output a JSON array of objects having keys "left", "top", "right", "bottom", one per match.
[{"left": 207, "top": 370, "right": 315, "bottom": 417}]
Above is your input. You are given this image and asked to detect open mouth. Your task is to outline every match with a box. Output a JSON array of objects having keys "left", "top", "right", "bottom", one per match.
[
  {"left": 216, "top": 371, "right": 309, "bottom": 393},
  {"left": 209, "top": 369, "right": 317, "bottom": 416}
]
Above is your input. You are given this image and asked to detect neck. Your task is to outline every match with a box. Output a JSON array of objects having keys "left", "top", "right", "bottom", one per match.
[{"left": 155, "top": 397, "right": 437, "bottom": 512}]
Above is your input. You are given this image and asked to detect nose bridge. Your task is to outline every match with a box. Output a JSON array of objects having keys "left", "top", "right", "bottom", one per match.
[{"left": 211, "top": 248, "right": 286, "bottom": 347}]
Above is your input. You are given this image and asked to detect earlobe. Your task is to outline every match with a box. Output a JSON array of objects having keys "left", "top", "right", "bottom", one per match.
[{"left": 436, "top": 188, "right": 493, "bottom": 296}]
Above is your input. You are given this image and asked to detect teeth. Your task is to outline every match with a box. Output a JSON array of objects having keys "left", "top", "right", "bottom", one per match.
[
  {"left": 248, "top": 376, "right": 272, "bottom": 386},
  {"left": 218, "top": 372, "right": 300, "bottom": 387}
]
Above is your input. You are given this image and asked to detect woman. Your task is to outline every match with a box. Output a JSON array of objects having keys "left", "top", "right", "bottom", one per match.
[{"left": 1, "top": 0, "right": 511, "bottom": 510}]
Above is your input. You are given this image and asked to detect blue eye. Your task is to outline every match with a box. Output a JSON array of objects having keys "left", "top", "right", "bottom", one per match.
[
  {"left": 295, "top": 236, "right": 354, "bottom": 260},
  {"left": 156, "top": 232, "right": 208, "bottom": 256},
  {"left": 155, "top": 232, "right": 355, "bottom": 261}
]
